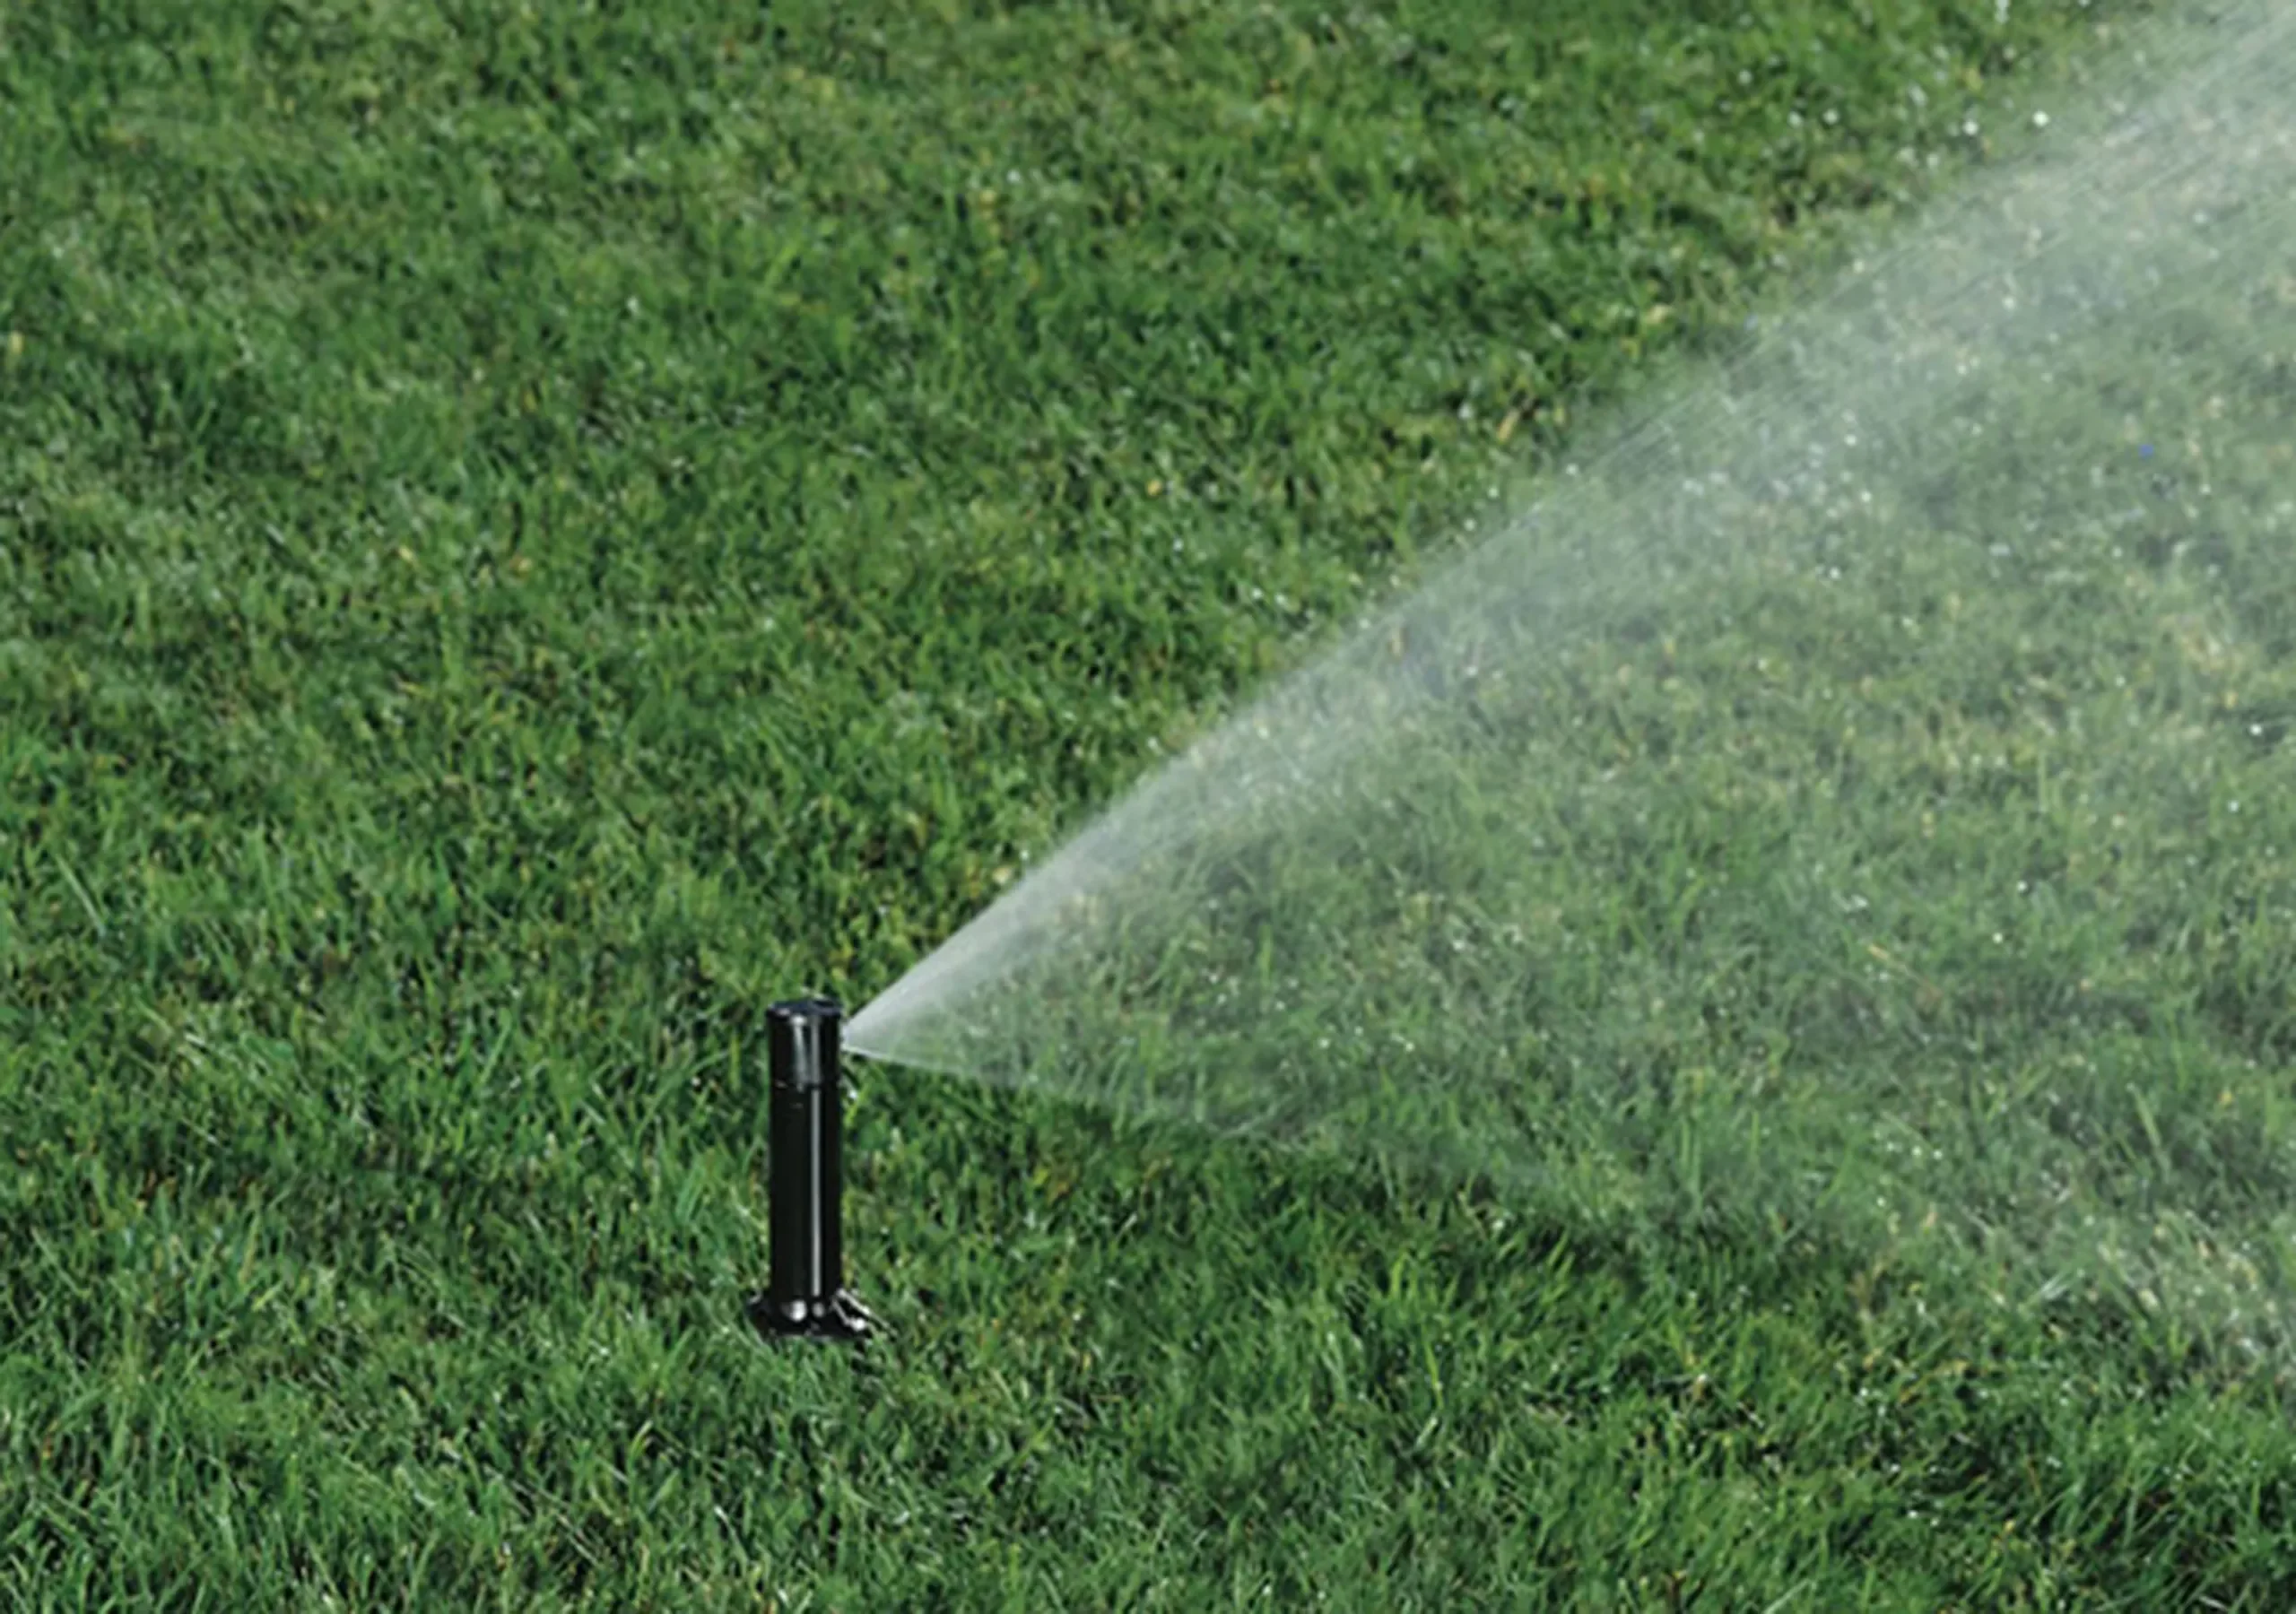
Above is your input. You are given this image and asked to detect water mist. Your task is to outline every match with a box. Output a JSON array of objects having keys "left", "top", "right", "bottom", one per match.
[{"left": 848, "top": 0, "right": 2296, "bottom": 1361}]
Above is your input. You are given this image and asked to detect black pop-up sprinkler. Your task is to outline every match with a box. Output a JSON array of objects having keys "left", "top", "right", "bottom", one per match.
[{"left": 748, "top": 998, "right": 874, "bottom": 1343}]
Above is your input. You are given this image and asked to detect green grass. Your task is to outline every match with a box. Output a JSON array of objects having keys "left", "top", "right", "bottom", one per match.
[{"left": 4, "top": 0, "right": 2295, "bottom": 1607}]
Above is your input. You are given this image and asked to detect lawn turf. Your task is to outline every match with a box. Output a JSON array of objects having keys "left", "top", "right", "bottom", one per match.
[{"left": 5, "top": 0, "right": 2296, "bottom": 1607}]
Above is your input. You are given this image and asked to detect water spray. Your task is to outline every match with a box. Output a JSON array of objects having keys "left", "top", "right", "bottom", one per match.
[
  {"left": 749, "top": 997, "right": 874, "bottom": 1343},
  {"left": 840, "top": 0, "right": 2296, "bottom": 1363}
]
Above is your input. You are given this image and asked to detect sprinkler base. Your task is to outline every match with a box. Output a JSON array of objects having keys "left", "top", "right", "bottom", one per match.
[{"left": 748, "top": 1288, "right": 876, "bottom": 1344}]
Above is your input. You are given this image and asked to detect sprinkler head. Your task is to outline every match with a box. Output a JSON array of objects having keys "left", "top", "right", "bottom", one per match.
[{"left": 748, "top": 997, "right": 875, "bottom": 1344}]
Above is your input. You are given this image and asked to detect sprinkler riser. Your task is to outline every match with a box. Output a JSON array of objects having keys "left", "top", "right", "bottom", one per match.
[{"left": 751, "top": 997, "right": 874, "bottom": 1343}]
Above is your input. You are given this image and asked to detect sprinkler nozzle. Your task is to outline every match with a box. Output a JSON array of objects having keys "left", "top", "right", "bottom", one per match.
[{"left": 749, "top": 997, "right": 874, "bottom": 1344}]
